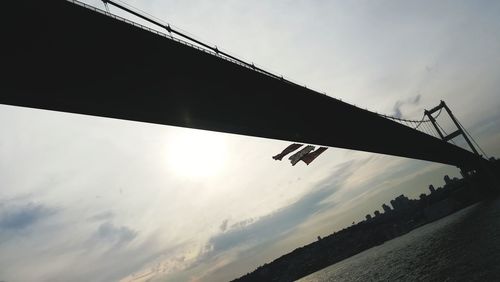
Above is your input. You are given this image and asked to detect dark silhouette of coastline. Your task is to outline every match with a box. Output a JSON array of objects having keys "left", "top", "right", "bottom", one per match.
[{"left": 233, "top": 158, "right": 500, "bottom": 282}]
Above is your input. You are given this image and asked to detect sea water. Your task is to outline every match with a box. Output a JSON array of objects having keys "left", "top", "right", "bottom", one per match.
[{"left": 299, "top": 197, "right": 500, "bottom": 281}]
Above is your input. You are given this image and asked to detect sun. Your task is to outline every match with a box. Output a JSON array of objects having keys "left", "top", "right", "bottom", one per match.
[{"left": 165, "top": 128, "right": 228, "bottom": 178}]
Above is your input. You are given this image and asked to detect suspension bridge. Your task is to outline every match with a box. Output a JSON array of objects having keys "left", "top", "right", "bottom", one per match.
[{"left": 0, "top": 0, "right": 490, "bottom": 171}]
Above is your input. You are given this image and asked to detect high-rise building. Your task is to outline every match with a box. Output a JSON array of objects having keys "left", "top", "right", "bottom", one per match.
[
  {"left": 444, "top": 175, "right": 451, "bottom": 185},
  {"left": 429, "top": 184, "right": 436, "bottom": 194},
  {"left": 382, "top": 203, "right": 392, "bottom": 213},
  {"left": 390, "top": 195, "right": 411, "bottom": 210}
]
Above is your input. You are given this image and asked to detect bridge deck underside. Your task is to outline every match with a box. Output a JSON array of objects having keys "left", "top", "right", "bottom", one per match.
[{"left": 1, "top": 1, "right": 481, "bottom": 168}]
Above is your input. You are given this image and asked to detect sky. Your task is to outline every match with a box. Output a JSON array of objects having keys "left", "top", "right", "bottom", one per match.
[{"left": 1, "top": 0, "right": 500, "bottom": 281}]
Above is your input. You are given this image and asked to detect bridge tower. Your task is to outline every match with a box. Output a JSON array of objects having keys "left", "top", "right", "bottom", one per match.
[
  {"left": 425, "top": 101, "right": 488, "bottom": 178},
  {"left": 424, "top": 100, "right": 480, "bottom": 156}
]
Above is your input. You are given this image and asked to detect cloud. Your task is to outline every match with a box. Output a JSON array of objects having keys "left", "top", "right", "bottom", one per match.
[
  {"left": 198, "top": 160, "right": 357, "bottom": 265},
  {"left": 229, "top": 218, "right": 254, "bottom": 230},
  {"left": 0, "top": 201, "right": 56, "bottom": 231},
  {"left": 87, "top": 210, "right": 115, "bottom": 222},
  {"left": 93, "top": 222, "right": 137, "bottom": 245},
  {"left": 219, "top": 219, "right": 229, "bottom": 232},
  {"left": 392, "top": 94, "right": 421, "bottom": 118},
  {"left": 166, "top": 160, "right": 360, "bottom": 281},
  {"left": 207, "top": 187, "right": 333, "bottom": 255}
]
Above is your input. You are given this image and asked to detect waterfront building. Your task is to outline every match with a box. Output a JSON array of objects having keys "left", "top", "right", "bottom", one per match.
[
  {"left": 429, "top": 184, "right": 436, "bottom": 194},
  {"left": 390, "top": 195, "right": 411, "bottom": 210},
  {"left": 382, "top": 203, "right": 392, "bottom": 213}
]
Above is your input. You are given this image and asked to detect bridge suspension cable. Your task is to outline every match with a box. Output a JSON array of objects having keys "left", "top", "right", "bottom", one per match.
[
  {"left": 377, "top": 106, "right": 448, "bottom": 139},
  {"left": 456, "top": 118, "right": 489, "bottom": 158},
  {"left": 96, "top": 0, "right": 448, "bottom": 139},
  {"left": 95, "top": 0, "right": 486, "bottom": 158},
  {"left": 435, "top": 120, "right": 457, "bottom": 145},
  {"left": 99, "top": 0, "right": 309, "bottom": 90}
]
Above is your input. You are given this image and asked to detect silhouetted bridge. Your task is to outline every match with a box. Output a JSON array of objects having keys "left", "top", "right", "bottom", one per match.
[{"left": 1, "top": 0, "right": 488, "bottom": 170}]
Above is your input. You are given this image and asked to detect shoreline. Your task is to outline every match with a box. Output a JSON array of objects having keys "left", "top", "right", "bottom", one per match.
[{"left": 233, "top": 161, "right": 499, "bottom": 282}]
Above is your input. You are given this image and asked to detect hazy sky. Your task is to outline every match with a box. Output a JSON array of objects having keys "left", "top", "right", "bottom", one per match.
[{"left": 1, "top": 1, "right": 500, "bottom": 281}]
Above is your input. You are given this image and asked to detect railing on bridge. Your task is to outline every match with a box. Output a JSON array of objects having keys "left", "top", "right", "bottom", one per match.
[
  {"left": 71, "top": 0, "right": 488, "bottom": 164},
  {"left": 69, "top": 0, "right": 341, "bottom": 99},
  {"left": 75, "top": 0, "right": 483, "bottom": 154},
  {"left": 72, "top": 1, "right": 484, "bottom": 147}
]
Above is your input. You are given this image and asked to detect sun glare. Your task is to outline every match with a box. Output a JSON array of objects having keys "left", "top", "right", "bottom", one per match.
[{"left": 165, "top": 129, "right": 228, "bottom": 178}]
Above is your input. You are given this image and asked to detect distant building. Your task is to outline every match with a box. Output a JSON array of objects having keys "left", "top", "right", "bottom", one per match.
[
  {"left": 382, "top": 203, "right": 392, "bottom": 213},
  {"left": 365, "top": 214, "right": 372, "bottom": 221},
  {"left": 390, "top": 195, "right": 411, "bottom": 210},
  {"left": 444, "top": 175, "right": 451, "bottom": 185},
  {"left": 374, "top": 210, "right": 381, "bottom": 217},
  {"left": 429, "top": 185, "right": 436, "bottom": 194}
]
